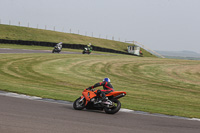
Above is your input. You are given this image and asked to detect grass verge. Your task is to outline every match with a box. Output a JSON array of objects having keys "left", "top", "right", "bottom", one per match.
[{"left": 0, "top": 53, "right": 199, "bottom": 118}]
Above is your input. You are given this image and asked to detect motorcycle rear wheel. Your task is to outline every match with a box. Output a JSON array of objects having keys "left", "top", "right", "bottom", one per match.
[
  {"left": 104, "top": 99, "right": 121, "bottom": 114},
  {"left": 73, "top": 97, "right": 86, "bottom": 110}
]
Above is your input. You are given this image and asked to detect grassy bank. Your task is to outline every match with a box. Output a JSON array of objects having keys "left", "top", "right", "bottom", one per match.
[
  {"left": 0, "top": 53, "right": 199, "bottom": 118},
  {"left": 0, "top": 24, "right": 155, "bottom": 57}
]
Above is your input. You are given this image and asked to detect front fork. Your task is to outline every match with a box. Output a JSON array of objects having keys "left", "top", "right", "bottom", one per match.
[
  {"left": 80, "top": 96, "right": 88, "bottom": 106},
  {"left": 79, "top": 97, "right": 85, "bottom": 102}
]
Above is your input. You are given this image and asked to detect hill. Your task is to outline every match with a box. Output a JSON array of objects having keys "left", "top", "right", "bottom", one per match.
[
  {"left": 0, "top": 24, "right": 155, "bottom": 57},
  {"left": 155, "top": 50, "right": 200, "bottom": 57},
  {"left": 155, "top": 50, "right": 200, "bottom": 60}
]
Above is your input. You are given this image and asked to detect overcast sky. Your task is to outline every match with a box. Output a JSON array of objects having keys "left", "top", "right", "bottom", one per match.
[{"left": 0, "top": 0, "right": 200, "bottom": 53}]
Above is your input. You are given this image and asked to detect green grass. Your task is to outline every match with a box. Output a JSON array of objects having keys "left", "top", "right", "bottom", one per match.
[
  {"left": 0, "top": 53, "right": 199, "bottom": 118},
  {"left": 0, "top": 24, "right": 199, "bottom": 118},
  {"left": 0, "top": 24, "right": 155, "bottom": 57}
]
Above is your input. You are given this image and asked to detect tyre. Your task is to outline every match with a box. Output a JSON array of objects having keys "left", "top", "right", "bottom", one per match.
[
  {"left": 52, "top": 49, "right": 55, "bottom": 53},
  {"left": 73, "top": 97, "right": 86, "bottom": 110},
  {"left": 104, "top": 99, "right": 121, "bottom": 114}
]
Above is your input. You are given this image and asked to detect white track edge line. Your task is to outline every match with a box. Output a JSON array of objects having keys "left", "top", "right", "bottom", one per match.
[{"left": 0, "top": 91, "right": 200, "bottom": 122}]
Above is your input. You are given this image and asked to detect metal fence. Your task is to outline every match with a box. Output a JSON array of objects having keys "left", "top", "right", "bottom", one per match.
[{"left": 0, "top": 19, "right": 122, "bottom": 42}]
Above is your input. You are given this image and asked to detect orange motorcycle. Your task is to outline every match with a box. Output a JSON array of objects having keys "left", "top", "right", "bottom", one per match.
[{"left": 73, "top": 89, "right": 126, "bottom": 114}]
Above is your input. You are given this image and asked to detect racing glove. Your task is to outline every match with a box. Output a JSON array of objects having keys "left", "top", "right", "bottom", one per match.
[{"left": 86, "top": 87, "right": 92, "bottom": 90}]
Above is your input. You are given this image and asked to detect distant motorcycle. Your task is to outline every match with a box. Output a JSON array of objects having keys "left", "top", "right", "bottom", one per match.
[
  {"left": 52, "top": 42, "right": 62, "bottom": 53},
  {"left": 82, "top": 47, "right": 92, "bottom": 54},
  {"left": 73, "top": 88, "right": 126, "bottom": 114}
]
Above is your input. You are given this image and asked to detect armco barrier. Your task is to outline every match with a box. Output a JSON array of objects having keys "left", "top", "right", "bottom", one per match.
[{"left": 0, "top": 39, "right": 135, "bottom": 56}]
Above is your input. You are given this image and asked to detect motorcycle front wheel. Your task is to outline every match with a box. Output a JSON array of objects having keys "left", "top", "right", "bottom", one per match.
[
  {"left": 104, "top": 99, "right": 121, "bottom": 114},
  {"left": 73, "top": 97, "right": 86, "bottom": 110}
]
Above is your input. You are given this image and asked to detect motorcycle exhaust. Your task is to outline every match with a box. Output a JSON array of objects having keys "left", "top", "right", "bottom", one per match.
[{"left": 114, "top": 93, "right": 126, "bottom": 99}]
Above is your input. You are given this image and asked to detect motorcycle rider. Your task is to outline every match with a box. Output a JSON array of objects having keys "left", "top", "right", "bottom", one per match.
[
  {"left": 86, "top": 43, "right": 92, "bottom": 51},
  {"left": 52, "top": 42, "right": 63, "bottom": 53},
  {"left": 87, "top": 78, "right": 114, "bottom": 103},
  {"left": 56, "top": 42, "right": 63, "bottom": 50},
  {"left": 83, "top": 43, "right": 93, "bottom": 54},
  {"left": 87, "top": 43, "right": 92, "bottom": 48}
]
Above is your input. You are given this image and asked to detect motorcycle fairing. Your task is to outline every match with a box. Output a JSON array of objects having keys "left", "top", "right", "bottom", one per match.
[
  {"left": 106, "top": 91, "right": 126, "bottom": 98},
  {"left": 81, "top": 89, "right": 126, "bottom": 105}
]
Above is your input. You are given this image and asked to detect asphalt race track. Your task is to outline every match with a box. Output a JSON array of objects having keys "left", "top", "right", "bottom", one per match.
[
  {"left": 0, "top": 94, "right": 200, "bottom": 133},
  {"left": 0, "top": 48, "right": 81, "bottom": 54},
  {"left": 0, "top": 48, "right": 200, "bottom": 133}
]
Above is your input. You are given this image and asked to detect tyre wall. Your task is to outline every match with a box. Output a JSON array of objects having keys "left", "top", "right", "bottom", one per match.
[{"left": 0, "top": 39, "right": 135, "bottom": 56}]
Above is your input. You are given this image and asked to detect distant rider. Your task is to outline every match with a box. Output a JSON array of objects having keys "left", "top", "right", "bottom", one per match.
[
  {"left": 87, "top": 78, "right": 114, "bottom": 102},
  {"left": 87, "top": 43, "right": 92, "bottom": 50},
  {"left": 56, "top": 42, "right": 63, "bottom": 50}
]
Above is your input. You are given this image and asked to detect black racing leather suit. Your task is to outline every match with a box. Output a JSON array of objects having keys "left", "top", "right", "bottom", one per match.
[{"left": 87, "top": 81, "right": 114, "bottom": 100}]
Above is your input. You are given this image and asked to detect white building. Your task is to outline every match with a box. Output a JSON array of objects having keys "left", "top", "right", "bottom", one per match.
[{"left": 127, "top": 46, "right": 140, "bottom": 56}]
